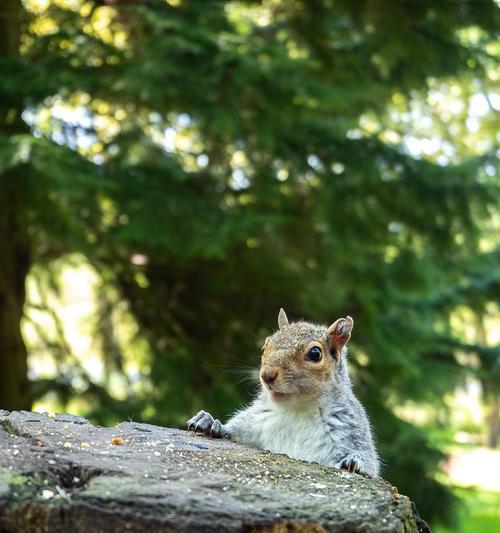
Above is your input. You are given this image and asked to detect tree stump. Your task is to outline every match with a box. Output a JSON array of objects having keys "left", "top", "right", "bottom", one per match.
[{"left": 0, "top": 410, "right": 430, "bottom": 532}]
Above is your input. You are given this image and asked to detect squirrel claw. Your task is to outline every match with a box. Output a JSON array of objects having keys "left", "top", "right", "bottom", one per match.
[
  {"left": 337, "top": 456, "right": 362, "bottom": 474},
  {"left": 210, "top": 419, "right": 222, "bottom": 437},
  {"left": 187, "top": 410, "right": 226, "bottom": 439},
  {"left": 186, "top": 410, "right": 206, "bottom": 432}
]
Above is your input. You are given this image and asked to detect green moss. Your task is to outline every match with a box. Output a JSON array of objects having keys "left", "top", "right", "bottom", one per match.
[{"left": 0, "top": 468, "right": 26, "bottom": 488}]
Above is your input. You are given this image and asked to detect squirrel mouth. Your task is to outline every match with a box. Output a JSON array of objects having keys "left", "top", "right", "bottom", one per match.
[{"left": 270, "top": 390, "right": 292, "bottom": 401}]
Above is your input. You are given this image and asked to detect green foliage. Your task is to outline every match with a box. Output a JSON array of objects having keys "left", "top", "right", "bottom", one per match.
[
  {"left": 439, "top": 486, "right": 500, "bottom": 533},
  {"left": 0, "top": 0, "right": 499, "bottom": 527}
]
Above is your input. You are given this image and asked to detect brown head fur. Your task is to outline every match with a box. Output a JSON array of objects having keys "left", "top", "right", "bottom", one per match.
[{"left": 260, "top": 308, "right": 353, "bottom": 402}]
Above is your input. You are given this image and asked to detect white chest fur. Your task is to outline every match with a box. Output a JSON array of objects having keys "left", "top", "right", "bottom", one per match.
[{"left": 254, "top": 402, "right": 337, "bottom": 466}]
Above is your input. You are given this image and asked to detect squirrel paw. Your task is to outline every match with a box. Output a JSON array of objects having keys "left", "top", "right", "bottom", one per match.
[
  {"left": 336, "top": 455, "right": 364, "bottom": 475},
  {"left": 186, "top": 410, "right": 227, "bottom": 438}
]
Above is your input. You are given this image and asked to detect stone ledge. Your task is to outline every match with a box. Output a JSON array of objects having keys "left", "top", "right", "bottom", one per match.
[{"left": 0, "top": 410, "right": 430, "bottom": 532}]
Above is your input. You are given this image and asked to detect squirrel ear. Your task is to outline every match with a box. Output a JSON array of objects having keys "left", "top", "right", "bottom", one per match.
[
  {"left": 278, "top": 308, "right": 289, "bottom": 329},
  {"left": 327, "top": 316, "right": 353, "bottom": 355}
]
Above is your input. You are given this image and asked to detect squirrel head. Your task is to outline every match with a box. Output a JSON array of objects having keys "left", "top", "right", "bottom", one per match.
[{"left": 259, "top": 308, "right": 353, "bottom": 403}]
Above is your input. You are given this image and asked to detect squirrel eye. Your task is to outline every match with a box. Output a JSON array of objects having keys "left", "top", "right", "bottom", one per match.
[{"left": 305, "top": 346, "right": 322, "bottom": 362}]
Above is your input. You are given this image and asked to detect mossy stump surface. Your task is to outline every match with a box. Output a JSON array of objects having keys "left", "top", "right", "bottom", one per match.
[{"left": 0, "top": 410, "right": 430, "bottom": 532}]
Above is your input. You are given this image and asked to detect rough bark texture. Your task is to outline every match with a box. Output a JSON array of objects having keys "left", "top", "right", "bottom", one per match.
[{"left": 0, "top": 411, "right": 430, "bottom": 533}]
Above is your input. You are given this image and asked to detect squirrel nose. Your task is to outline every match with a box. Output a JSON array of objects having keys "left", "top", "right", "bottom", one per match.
[{"left": 261, "top": 366, "right": 279, "bottom": 385}]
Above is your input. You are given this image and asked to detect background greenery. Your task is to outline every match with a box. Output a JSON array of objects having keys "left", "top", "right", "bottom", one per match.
[{"left": 0, "top": 0, "right": 499, "bottom": 530}]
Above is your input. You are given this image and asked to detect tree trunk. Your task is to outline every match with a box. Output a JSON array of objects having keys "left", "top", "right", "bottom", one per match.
[
  {"left": 475, "top": 311, "right": 498, "bottom": 449},
  {"left": 486, "top": 391, "right": 499, "bottom": 448},
  {"left": 0, "top": 181, "right": 31, "bottom": 411},
  {"left": 0, "top": 0, "right": 32, "bottom": 411}
]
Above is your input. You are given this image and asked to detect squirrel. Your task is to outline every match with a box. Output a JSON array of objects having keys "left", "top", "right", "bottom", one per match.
[{"left": 187, "top": 308, "right": 380, "bottom": 477}]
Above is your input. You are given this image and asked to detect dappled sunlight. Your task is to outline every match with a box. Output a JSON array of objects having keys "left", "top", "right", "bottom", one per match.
[
  {"left": 23, "top": 256, "right": 153, "bottom": 418},
  {"left": 444, "top": 447, "right": 500, "bottom": 492}
]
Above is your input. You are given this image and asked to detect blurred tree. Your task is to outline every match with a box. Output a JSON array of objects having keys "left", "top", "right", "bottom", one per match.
[
  {"left": 0, "top": 0, "right": 30, "bottom": 410},
  {"left": 476, "top": 310, "right": 499, "bottom": 448},
  {"left": 0, "top": 0, "right": 499, "bottom": 526},
  {"left": 0, "top": 0, "right": 51, "bottom": 411},
  {"left": 0, "top": 0, "right": 105, "bottom": 409}
]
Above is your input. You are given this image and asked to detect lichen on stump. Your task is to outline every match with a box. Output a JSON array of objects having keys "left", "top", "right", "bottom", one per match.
[{"left": 0, "top": 410, "right": 430, "bottom": 532}]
